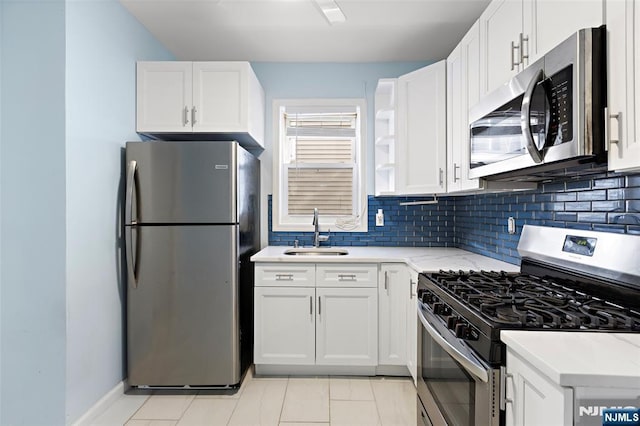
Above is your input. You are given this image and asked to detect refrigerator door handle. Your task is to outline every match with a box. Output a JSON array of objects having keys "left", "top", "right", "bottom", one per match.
[
  {"left": 126, "top": 160, "right": 138, "bottom": 225},
  {"left": 125, "top": 225, "right": 138, "bottom": 288},
  {"left": 126, "top": 160, "right": 139, "bottom": 288}
]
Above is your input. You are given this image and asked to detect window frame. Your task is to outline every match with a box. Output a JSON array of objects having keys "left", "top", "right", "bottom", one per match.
[{"left": 272, "top": 98, "right": 368, "bottom": 233}]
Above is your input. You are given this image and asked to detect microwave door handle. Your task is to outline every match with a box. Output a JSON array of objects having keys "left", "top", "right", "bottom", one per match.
[
  {"left": 418, "top": 306, "right": 490, "bottom": 383},
  {"left": 521, "top": 68, "right": 545, "bottom": 164}
]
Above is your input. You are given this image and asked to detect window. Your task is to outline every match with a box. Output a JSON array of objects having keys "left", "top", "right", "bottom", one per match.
[{"left": 273, "top": 99, "right": 367, "bottom": 232}]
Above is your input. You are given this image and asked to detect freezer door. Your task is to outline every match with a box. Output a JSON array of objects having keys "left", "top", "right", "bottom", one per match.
[
  {"left": 127, "top": 225, "right": 240, "bottom": 386},
  {"left": 125, "top": 141, "right": 237, "bottom": 224}
]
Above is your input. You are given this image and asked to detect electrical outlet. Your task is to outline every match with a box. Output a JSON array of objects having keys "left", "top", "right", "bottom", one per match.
[
  {"left": 508, "top": 217, "right": 516, "bottom": 234},
  {"left": 376, "top": 209, "right": 384, "bottom": 226}
]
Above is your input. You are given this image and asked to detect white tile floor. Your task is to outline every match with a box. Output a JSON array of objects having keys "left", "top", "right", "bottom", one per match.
[{"left": 91, "top": 368, "right": 417, "bottom": 426}]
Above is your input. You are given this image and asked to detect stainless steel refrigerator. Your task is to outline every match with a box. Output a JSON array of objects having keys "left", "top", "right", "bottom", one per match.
[{"left": 124, "top": 140, "right": 259, "bottom": 388}]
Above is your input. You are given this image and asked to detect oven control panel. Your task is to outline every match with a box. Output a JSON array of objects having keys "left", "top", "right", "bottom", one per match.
[{"left": 418, "top": 288, "right": 479, "bottom": 341}]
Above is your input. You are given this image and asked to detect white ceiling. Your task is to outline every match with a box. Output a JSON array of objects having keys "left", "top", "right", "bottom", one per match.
[{"left": 119, "top": 0, "right": 491, "bottom": 62}]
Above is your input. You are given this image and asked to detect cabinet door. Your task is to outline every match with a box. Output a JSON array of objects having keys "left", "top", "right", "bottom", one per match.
[
  {"left": 192, "top": 62, "right": 248, "bottom": 133},
  {"left": 447, "top": 42, "right": 464, "bottom": 193},
  {"left": 524, "top": 0, "right": 604, "bottom": 64},
  {"left": 607, "top": 0, "right": 640, "bottom": 172},
  {"left": 448, "top": 22, "right": 483, "bottom": 193},
  {"left": 397, "top": 61, "right": 447, "bottom": 195},
  {"left": 378, "top": 264, "right": 409, "bottom": 366},
  {"left": 254, "top": 287, "right": 316, "bottom": 365},
  {"left": 506, "top": 349, "right": 573, "bottom": 426},
  {"left": 136, "top": 62, "right": 193, "bottom": 133},
  {"left": 406, "top": 270, "right": 418, "bottom": 385},
  {"left": 480, "top": 0, "right": 524, "bottom": 95},
  {"left": 316, "top": 287, "right": 378, "bottom": 366}
]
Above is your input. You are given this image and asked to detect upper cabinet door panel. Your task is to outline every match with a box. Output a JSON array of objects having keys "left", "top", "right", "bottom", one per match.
[
  {"left": 397, "top": 60, "right": 447, "bottom": 195},
  {"left": 136, "top": 62, "right": 192, "bottom": 133},
  {"left": 192, "top": 62, "right": 248, "bottom": 132},
  {"left": 607, "top": 0, "right": 640, "bottom": 172},
  {"left": 481, "top": 0, "right": 523, "bottom": 95},
  {"left": 525, "top": 0, "right": 604, "bottom": 64}
]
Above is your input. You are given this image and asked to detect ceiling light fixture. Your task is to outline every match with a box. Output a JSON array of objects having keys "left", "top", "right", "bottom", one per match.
[{"left": 313, "top": 0, "right": 346, "bottom": 25}]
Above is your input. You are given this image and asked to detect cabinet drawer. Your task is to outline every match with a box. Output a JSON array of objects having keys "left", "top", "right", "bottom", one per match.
[
  {"left": 316, "top": 264, "right": 378, "bottom": 288},
  {"left": 255, "top": 263, "right": 315, "bottom": 287}
]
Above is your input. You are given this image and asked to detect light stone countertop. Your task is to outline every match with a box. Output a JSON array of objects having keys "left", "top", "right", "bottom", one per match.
[
  {"left": 501, "top": 331, "right": 640, "bottom": 389},
  {"left": 251, "top": 246, "right": 520, "bottom": 273}
]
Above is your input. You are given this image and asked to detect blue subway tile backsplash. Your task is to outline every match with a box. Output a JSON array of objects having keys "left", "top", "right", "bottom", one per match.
[{"left": 268, "top": 171, "right": 640, "bottom": 266}]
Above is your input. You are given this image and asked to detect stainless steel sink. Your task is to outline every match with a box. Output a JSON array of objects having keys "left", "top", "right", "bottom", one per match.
[{"left": 284, "top": 248, "right": 349, "bottom": 256}]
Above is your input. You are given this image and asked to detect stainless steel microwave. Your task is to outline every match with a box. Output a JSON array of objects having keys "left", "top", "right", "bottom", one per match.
[{"left": 468, "top": 27, "right": 607, "bottom": 181}]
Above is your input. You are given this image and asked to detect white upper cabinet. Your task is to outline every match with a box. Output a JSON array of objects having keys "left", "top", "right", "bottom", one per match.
[
  {"left": 480, "top": 0, "right": 524, "bottom": 95},
  {"left": 447, "top": 22, "right": 485, "bottom": 193},
  {"left": 607, "top": 0, "right": 640, "bottom": 172},
  {"left": 136, "top": 62, "right": 193, "bottom": 133},
  {"left": 480, "top": 0, "right": 603, "bottom": 95},
  {"left": 136, "top": 61, "right": 265, "bottom": 148},
  {"left": 397, "top": 60, "right": 447, "bottom": 195}
]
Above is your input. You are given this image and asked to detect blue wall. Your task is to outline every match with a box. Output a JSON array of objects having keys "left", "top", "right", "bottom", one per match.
[
  {"left": 1, "top": 0, "right": 172, "bottom": 423},
  {"left": 1, "top": 1, "right": 68, "bottom": 424},
  {"left": 269, "top": 171, "right": 640, "bottom": 265},
  {"left": 269, "top": 195, "right": 455, "bottom": 247},
  {"left": 455, "top": 172, "right": 640, "bottom": 264},
  {"left": 65, "top": 1, "right": 173, "bottom": 423}
]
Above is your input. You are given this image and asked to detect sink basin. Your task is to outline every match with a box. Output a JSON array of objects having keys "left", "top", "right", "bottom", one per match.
[{"left": 284, "top": 248, "right": 349, "bottom": 256}]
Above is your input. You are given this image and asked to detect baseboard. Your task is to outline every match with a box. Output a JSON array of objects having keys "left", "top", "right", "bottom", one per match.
[
  {"left": 71, "top": 381, "right": 125, "bottom": 426},
  {"left": 254, "top": 364, "right": 377, "bottom": 376}
]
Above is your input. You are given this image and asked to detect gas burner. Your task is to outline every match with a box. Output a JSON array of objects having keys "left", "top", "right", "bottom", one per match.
[{"left": 428, "top": 270, "right": 640, "bottom": 331}]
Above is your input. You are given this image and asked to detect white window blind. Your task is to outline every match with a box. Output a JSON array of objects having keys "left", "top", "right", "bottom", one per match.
[
  {"left": 284, "top": 111, "right": 357, "bottom": 217},
  {"left": 273, "top": 99, "right": 367, "bottom": 232}
]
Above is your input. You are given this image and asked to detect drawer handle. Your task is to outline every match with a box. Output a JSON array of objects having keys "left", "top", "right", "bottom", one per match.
[
  {"left": 384, "top": 271, "right": 389, "bottom": 291},
  {"left": 275, "top": 274, "right": 294, "bottom": 281},
  {"left": 338, "top": 274, "right": 357, "bottom": 281}
]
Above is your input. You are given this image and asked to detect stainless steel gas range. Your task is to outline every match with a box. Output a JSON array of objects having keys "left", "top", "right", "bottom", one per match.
[{"left": 416, "top": 225, "right": 640, "bottom": 426}]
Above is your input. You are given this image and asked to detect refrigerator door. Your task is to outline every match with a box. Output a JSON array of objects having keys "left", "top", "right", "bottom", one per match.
[
  {"left": 125, "top": 141, "right": 237, "bottom": 225},
  {"left": 127, "top": 224, "right": 240, "bottom": 386}
]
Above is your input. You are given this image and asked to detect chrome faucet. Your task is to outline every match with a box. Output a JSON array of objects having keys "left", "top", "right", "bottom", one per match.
[{"left": 312, "top": 208, "right": 330, "bottom": 248}]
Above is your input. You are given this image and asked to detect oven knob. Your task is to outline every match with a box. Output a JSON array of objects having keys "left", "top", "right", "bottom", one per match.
[
  {"left": 454, "top": 323, "right": 468, "bottom": 339},
  {"left": 441, "top": 305, "right": 452, "bottom": 316},
  {"left": 446, "top": 316, "right": 459, "bottom": 329},
  {"left": 432, "top": 302, "right": 444, "bottom": 314},
  {"left": 419, "top": 291, "right": 433, "bottom": 304}
]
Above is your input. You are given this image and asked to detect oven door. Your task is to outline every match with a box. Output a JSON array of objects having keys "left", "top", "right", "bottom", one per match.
[{"left": 416, "top": 303, "right": 502, "bottom": 426}]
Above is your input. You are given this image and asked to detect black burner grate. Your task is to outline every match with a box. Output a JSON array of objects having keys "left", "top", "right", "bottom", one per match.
[{"left": 429, "top": 270, "right": 640, "bottom": 331}]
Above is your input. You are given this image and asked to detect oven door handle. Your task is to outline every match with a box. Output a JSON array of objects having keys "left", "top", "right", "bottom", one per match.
[{"left": 418, "top": 306, "right": 490, "bottom": 383}]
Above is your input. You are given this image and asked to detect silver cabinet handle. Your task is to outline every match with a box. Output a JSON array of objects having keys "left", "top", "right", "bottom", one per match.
[
  {"left": 519, "top": 32, "right": 529, "bottom": 65},
  {"left": 384, "top": 271, "right": 389, "bottom": 291},
  {"left": 338, "top": 274, "right": 356, "bottom": 281},
  {"left": 453, "top": 163, "right": 460, "bottom": 182},
  {"left": 410, "top": 279, "right": 415, "bottom": 299},
  {"left": 275, "top": 274, "right": 293, "bottom": 281},
  {"left": 511, "top": 40, "right": 519, "bottom": 71},
  {"left": 310, "top": 296, "right": 313, "bottom": 316},
  {"left": 192, "top": 106, "right": 197, "bottom": 125},
  {"left": 609, "top": 111, "right": 622, "bottom": 146},
  {"left": 439, "top": 168, "right": 444, "bottom": 186},
  {"left": 183, "top": 106, "right": 189, "bottom": 126},
  {"left": 318, "top": 296, "right": 321, "bottom": 316}
]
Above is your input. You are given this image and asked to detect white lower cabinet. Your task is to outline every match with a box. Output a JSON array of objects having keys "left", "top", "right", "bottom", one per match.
[
  {"left": 254, "top": 263, "right": 378, "bottom": 369},
  {"left": 316, "top": 287, "right": 378, "bottom": 366},
  {"left": 406, "top": 269, "right": 419, "bottom": 385},
  {"left": 505, "top": 349, "right": 573, "bottom": 426},
  {"left": 254, "top": 286, "right": 315, "bottom": 365},
  {"left": 378, "top": 264, "right": 409, "bottom": 366}
]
